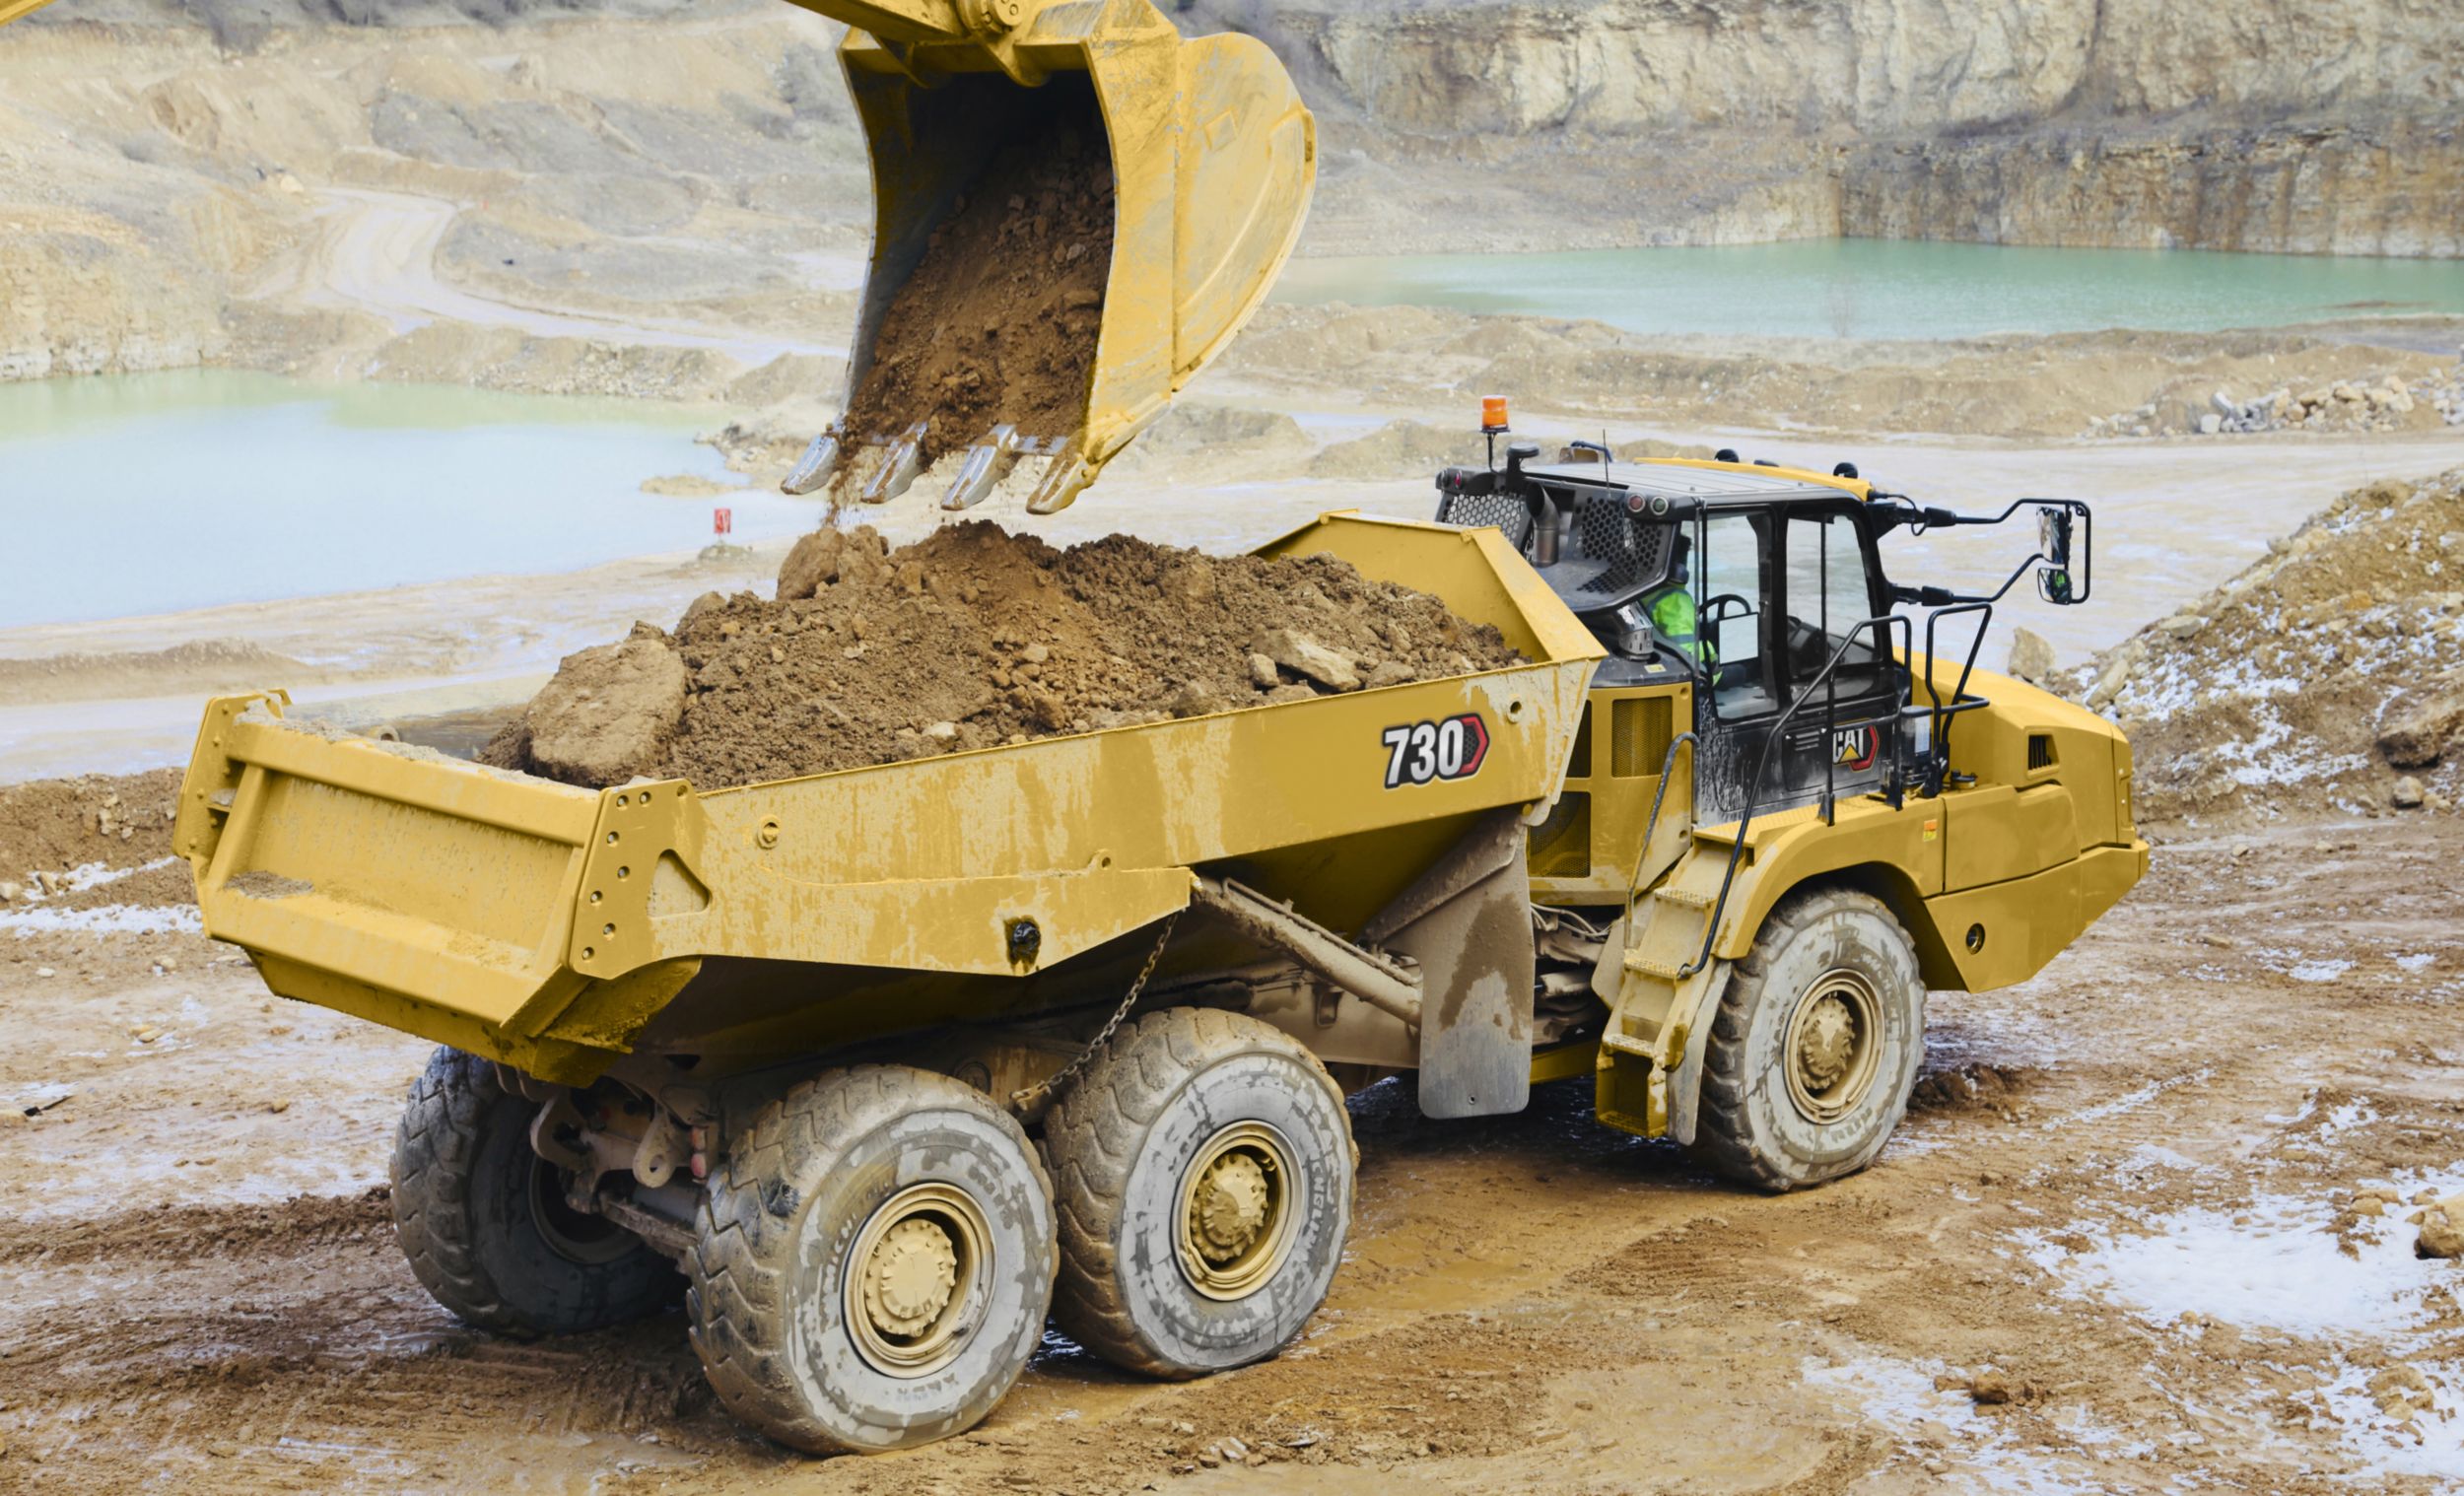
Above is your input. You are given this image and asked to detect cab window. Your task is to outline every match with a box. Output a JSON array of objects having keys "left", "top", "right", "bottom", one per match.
[
  {"left": 1783, "top": 510, "right": 1885, "bottom": 700},
  {"left": 1695, "top": 511, "right": 1777, "bottom": 718}
]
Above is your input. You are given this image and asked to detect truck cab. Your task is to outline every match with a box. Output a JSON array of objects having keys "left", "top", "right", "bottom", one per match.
[{"left": 1435, "top": 441, "right": 2148, "bottom": 1160}]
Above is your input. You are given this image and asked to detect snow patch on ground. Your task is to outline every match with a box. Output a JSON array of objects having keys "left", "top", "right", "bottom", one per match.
[
  {"left": 1801, "top": 1355, "right": 2117, "bottom": 1494},
  {"left": 2, "top": 903, "right": 202, "bottom": 936},
  {"left": 2024, "top": 1165, "right": 2464, "bottom": 1481}
]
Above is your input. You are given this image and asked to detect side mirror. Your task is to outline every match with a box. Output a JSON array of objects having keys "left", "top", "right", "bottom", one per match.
[{"left": 2033, "top": 502, "right": 2090, "bottom": 605}]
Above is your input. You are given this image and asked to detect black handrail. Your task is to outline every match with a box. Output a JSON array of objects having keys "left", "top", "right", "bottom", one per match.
[
  {"left": 1624, "top": 730, "right": 1700, "bottom": 915},
  {"left": 1917, "top": 600, "right": 1995, "bottom": 793},
  {"left": 1671, "top": 611, "right": 1913, "bottom": 981}
]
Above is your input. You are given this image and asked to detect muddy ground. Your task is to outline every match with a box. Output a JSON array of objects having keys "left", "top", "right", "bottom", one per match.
[{"left": 4, "top": 806, "right": 2461, "bottom": 1493}]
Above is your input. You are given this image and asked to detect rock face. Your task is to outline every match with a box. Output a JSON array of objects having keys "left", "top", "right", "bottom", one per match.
[{"left": 1205, "top": 0, "right": 2464, "bottom": 256}]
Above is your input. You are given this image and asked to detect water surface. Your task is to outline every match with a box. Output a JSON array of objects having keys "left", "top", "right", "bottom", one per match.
[
  {"left": 0, "top": 372, "right": 819, "bottom": 628},
  {"left": 1275, "top": 239, "right": 2464, "bottom": 341}
]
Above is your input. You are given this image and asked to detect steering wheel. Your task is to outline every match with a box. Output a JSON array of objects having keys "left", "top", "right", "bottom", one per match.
[{"left": 1700, "top": 593, "right": 1754, "bottom": 626}]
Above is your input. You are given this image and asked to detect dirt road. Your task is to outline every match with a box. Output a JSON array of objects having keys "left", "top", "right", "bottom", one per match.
[
  {"left": 4, "top": 811, "right": 2459, "bottom": 1493},
  {"left": 273, "top": 188, "right": 846, "bottom": 364}
]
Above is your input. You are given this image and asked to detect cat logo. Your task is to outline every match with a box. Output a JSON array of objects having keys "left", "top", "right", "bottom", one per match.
[{"left": 1831, "top": 724, "right": 1878, "bottom": 771}]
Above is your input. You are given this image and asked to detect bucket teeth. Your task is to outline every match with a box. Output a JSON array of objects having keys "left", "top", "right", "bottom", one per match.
[
  {"left": 780, "top": 430, "right": 841, "bottom": 496},
  {"left": 941, "top": 426, "right": 1024, "bottom": 511},
  {"left": 1025, "top": 453, "right": 1097, "bottom": 515},
  {"left": 858, "top": 423, "right": 929, "bottom": 506}
]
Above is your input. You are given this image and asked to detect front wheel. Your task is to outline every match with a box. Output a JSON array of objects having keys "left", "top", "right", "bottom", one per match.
[
  {"left": 1691, "top": 888, "right": 1926, "bottom": 1190},
  {"left": 1045, "top": 1007, "right": 1355, "bottom": 1379}
]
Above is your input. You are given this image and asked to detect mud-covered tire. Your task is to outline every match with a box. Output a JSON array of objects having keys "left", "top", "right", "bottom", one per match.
[
  {"left": 389, "top": 1047, "right": 681, "bottom": 1336},
  {"left": 1692, "top": 888, "right": 1926, "bottom": 1191},
  {"left": 1046, "top": 1007, "right": 1354, "bottom": 1379},
  {"left": 685, "top": 1065, "right": 1057, "bottom": 1454}
]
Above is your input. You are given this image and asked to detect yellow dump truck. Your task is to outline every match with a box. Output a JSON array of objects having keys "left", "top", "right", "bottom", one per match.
[{"left": 176, "top": 458, "right": 2143, "bottom": 1453}]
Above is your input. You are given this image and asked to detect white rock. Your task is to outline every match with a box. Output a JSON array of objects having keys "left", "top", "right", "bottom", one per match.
[
  {"left": 2007, "top": 627, "right": 2057, "bottom": 683},
  {"left": 2161, "top": 614, "right": 2210, "bottom": 641}
]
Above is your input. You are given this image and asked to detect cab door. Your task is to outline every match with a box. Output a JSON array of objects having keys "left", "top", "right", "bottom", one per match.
[
  {"left": 1688, "top": 506, "right": 1783, "bottom": 825},
  {"left": 1771, "top": 506, "right": 1900, "bottom": 810}
]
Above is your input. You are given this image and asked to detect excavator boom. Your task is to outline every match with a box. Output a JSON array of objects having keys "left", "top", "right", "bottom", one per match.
[{"left": 0, "top": 0, "right": 1317, "bottom": 512}]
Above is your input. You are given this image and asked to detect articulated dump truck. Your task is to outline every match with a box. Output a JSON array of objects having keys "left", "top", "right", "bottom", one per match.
[{"left": 175, "top": 458, "right": 2146, "bottom": 1452}]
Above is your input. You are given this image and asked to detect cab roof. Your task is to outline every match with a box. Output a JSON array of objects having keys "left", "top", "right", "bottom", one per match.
[{"left": 1522, "top": 456, "right": 1873, "bottom": 506}]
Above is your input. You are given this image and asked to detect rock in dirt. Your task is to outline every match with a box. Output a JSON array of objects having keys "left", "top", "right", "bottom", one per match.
[
  {"left": 486, "top": 522, "right": 1521, "bottom": 790},
  {"left": 2377, "top": 676, "right": 2464, "bottom": 768},
  {"left": 516, "top": 638, "right": 690, "bottom": 786},
  {"left": 1256, "top": 628, "right": 1361, "bottom": 692},
  {"left": 2007, "top": 626, "right": 2056, "bottom": 684},
  {"left": 776, "top": 525, "right": 882, "bottom": 600},
  {"left": 2417, "top": 1197, "right": 2464, "bottom": 1258},
  {"left": 2392, "top": 776, "right": 2427, "bottom": 810}
]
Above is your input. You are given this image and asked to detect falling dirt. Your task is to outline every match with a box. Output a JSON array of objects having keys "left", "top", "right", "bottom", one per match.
[
  {"left": 835, "top": 118, "right": 1115, "bottom": 467},
  {"left": 483, "top": 521, "right": 1522, "bottom": 790}
]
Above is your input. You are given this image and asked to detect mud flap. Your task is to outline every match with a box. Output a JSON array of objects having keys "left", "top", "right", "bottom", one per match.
[{"left": 1362, "top": 810, "right": 1535, "bottom": 1120}]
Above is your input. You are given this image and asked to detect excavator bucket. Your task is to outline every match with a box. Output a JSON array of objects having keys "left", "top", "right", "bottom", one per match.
[{"left": 779, "top": 0, "right": 1317, "bottom": 512}]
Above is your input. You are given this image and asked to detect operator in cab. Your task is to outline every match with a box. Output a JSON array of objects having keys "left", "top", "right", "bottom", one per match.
[{"left": 1640, "top": 532, "right": 1710, "bottom": 663}]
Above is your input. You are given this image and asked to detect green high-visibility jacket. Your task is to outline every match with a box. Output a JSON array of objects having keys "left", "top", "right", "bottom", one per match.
[{"left": 1646, "top": 585, "right": 1711, "bottom": 661}]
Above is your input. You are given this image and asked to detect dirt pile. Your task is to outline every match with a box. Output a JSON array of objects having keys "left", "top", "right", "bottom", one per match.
[
  {"left": 0, "top": 640, "right": 325, "bottom": 707},
  {"left": 484, "top": 522, "right": 1522, "bottom": 789},
  {"left": 0, "top": 769, "right": 191, "bottom": 910},
  {"left": 2078, "top": 467, "right": 2464, "bottom": 823},
  {"left": 835, "top": 118, "right": 1114, "bottom": 466}
]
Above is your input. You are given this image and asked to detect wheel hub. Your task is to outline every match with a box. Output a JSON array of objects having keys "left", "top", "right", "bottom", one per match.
[
  {"left": 844, "top": 1183, "right": 991, "bottom": 1379},
  {"left": 1191, "top": 1150, "right": 1270, "bottom": 1262},
  {"left": 1176, "top": 1122, "right": 1298, "bottom": 1302},
  {"left": 1781, "top": 970, "right": 1883, "bottom": 1125},
  {"left": 1796, "top": 995, "right": 1857, "bottom": 1092},
  {"left": 863, "top": 1217, "right": 958, "bottom": 1337}
]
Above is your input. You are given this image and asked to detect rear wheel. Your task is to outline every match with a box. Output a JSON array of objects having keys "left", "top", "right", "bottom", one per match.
[
  {"left": 685, "top": 1065, "right": 1056, "bottom": 1453},
  {"left": 389, "top": 1047, "right": 681, "bottom": 1336},
  {"left": 1692, "top": 888, "right": 1926, "bottom": 1191},
  {"left": 1046, "top": 1007, "right": 1354, "bottom": 1378}
]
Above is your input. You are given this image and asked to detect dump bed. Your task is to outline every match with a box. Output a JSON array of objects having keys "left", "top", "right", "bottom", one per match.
[{"left": 175, "top": 514, "right": 1603, "bottom": 1084}]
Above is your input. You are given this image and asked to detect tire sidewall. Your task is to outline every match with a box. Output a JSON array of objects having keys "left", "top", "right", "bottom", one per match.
[
  {"left": 406, "top": 1054, "right": 675, "bottom": 1335},
  {"left": 1110, "top": 1050, "right": 1350, "bottom": 1374},
  {"left": 1737, "top": 901, "right": 1925, "bottom": 1179},
  {"left": 777, "top": 1103, "right": 1054, "bottom": 1452}
]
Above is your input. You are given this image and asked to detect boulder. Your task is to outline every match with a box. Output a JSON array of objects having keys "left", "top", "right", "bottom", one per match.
[
  {"left": 2378, "top": 680, "right": 2464, "bottom": 768},
  {"left": 2417, "top": 1197, "right": 2464, "bottom": 1259},
  {"left": 2007, "top": 627, "right": 2057, "bottom": 684},
  {"left": 776, "top": 527, "right": 849, "bottom": 600},
  {"left": 1254, "top": 628, "right": 1360, "bottom": 692},
  {"left": 2392, "top": 776, "right": 2427, "bottom": 810},
  {"left": 522, "top": 639, "right": 689, "bottom": 786},
  {"left": 2160, "top": 614, "right": 2209, "bottom": 642}
]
